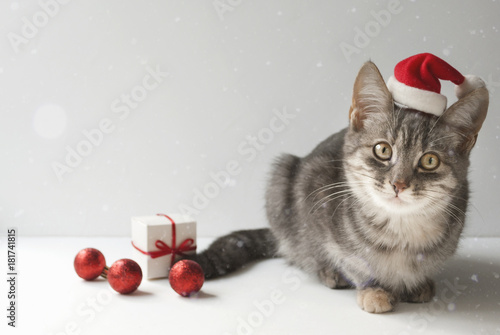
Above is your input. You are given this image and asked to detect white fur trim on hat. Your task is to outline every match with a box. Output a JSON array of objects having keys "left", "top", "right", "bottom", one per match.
[
  {"left": 387, "top": 76, "right": 447, "bottom": 117},
  {"left": 455, "top": 74, "right": 485, "bottom": 99}
]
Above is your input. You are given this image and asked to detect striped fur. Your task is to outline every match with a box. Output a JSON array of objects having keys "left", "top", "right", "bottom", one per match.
[
  {"left": 193, "top": 61, "right": 488, "bottom": 313},
  {"left": 189, "top": 229, "right": 277, "bottom": 279}
]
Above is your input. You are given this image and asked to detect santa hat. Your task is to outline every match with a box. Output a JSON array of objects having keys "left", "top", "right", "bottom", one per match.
[{"left": 386, "top": 53, "right": 485, "bottom": 117}]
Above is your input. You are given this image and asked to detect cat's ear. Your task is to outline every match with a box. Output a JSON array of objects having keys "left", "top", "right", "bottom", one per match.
[
  {"left": 349, "top": 61, "right": 393, "bottom": 131},
  {"left": 440, "top": 86, "right": 489, "bottom": 153}
]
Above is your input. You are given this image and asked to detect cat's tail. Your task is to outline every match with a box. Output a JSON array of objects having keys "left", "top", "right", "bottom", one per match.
[{"left": 187, "top": 228, "right": 278, "bottom": 279}]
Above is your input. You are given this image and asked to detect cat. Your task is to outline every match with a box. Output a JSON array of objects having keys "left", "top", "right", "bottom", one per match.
[{"left": 189, "top": 60, "right": 489, "bottom": 313}]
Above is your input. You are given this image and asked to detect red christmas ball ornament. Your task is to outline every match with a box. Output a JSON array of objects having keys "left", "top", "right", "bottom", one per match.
[
  {"left": 169, "top": 260, "right": 205, "bottom": 297},
  {"left": 74, "top": 248, "right": 107, "bottom": 281},
  {"left": 107, "top": 259, "right": 142, "bottom": 294}
]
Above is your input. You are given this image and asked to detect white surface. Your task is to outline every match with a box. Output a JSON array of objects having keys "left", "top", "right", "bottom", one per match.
[
  {"left": 1, "top": 236, "right": 499, "bottom": 335},
  {"left": 0, "top": 1, "right": 499, "bottom": 238}
]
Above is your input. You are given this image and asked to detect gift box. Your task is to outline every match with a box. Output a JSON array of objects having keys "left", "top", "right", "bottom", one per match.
[{"left": 131, "top": 213, "right": 196, "bottom": 279}]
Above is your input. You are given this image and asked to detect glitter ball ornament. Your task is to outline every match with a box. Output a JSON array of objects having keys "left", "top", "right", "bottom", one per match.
[
  {"left": 169, "top": 260, "right": 204, "bottom": 297},
  {"left": 107, "top": 259, "right": 143, "bottom": 294},
  {"left": 74, "top": 248, "right": 107, "bottom": 281}
]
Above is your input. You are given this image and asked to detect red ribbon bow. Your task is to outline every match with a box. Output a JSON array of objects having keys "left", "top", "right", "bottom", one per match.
[{"left": 132, "top": 214, "right": 196, "bottom": 266}]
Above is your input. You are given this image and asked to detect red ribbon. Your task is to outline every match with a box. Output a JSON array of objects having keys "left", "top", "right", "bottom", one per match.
[{"left": 132, "top": 214, "right": 196, "bottom": 266}]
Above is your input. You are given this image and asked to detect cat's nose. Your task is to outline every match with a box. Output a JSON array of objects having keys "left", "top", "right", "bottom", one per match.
[{"left": 392, "top": 181, "right": 409, "bottom": 195}]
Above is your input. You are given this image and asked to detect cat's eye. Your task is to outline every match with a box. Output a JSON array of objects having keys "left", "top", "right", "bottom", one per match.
[
  {"left": 419, "top": 153, "right": 440, "bottom": 171},
  {"left": 373, "top": 142, "right": 392, "bottom": 161}
]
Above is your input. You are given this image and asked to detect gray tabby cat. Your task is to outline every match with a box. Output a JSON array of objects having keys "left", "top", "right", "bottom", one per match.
[{"left": 190, "top": 60, "right": 489, "bottom": 313}]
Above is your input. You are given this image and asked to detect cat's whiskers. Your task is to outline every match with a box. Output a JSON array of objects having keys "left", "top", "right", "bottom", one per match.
[
  {"left": 330, "top": 193, "right": 359, "bottom": 219},
  {"left": 310, "top": 178, "right": 375, "bottom": 217},
  {"left": 424, "top": 189, "right": 484, "bottom": 222},
  {"left": 421, "top": 193, "right": 465, "bottom": 226},
  {"left": 309, "top": 189, "right": 356, "bottom": 215},
  {"left": 308, "top": 179, "right": 372, "bottom": 215},
  {"left": 304, "top": 180, "right": 367, "bottom": 202}
]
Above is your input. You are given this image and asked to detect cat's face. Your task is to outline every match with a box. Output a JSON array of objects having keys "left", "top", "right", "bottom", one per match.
[
  {"left": 344, "top": 108, "right": 466, "bottom": 216},
  {"left": 344, "top": 61, "right": 488, "bottom": 218}
]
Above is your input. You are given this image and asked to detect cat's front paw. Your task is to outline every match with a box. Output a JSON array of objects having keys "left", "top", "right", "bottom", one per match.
[
  {"left": 404, "top": 278, "right": 435, "bottom": 303},
  {"left": 318, "top": 267, "right": 351, "bottom": 289},
  {"left": 357, "top": 287, "right": 395, "bottom": 313}
]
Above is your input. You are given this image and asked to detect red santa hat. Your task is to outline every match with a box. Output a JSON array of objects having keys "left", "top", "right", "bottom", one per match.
[{"left": 386, "top": 53, "right": 486, "bottom": 117}]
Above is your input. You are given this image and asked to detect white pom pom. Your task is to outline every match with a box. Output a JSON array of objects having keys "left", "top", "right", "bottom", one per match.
[{"left": 455, "top": 75, "right": 486, "bottom": 99}]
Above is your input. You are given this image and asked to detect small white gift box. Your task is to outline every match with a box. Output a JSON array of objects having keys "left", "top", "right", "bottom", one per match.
[{"left": 131, "top": 214, "right": 196, "bottom": 279}]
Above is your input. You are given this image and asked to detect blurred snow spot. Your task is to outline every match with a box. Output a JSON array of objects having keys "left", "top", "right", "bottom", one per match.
[
  {"left": 471, "top": 274, "right": 479, "bottom": 282},
  {"left": 443, "top": 49, "right": 450, "bottom": 56},
  {"left": 351, "top": 7, "right": 356, "bottom": 12},
  {"left": 174, "top": 17, "right": 181, "bottom": 22},
  {"left": 316, "top": 62, "right": 323, "bottom": 68},
  {"left": 493, "top": 272, "right": 499, "bottom": 279},
  {"left": 33, "top": 104, "right": 67, "bottom": 139},
  {"left": 236, "top": 240, "right": 244, "bottom": 248},
  {"left": 11, "top": 2, "right": 19, "bottom": 10},
  {"left": 14, "top": 210, "right": 24, "bottom": 218},
  {"left": 447, "top": 303, "right": 456, "bottom": 311},
  {"left": 102, "top": 205, "right": 109, "bottom": 212}
]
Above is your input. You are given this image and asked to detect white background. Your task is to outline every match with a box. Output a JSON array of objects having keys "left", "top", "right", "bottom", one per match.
[{"left": 1, "top": 0, "right": 499, "bottom": 238}]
